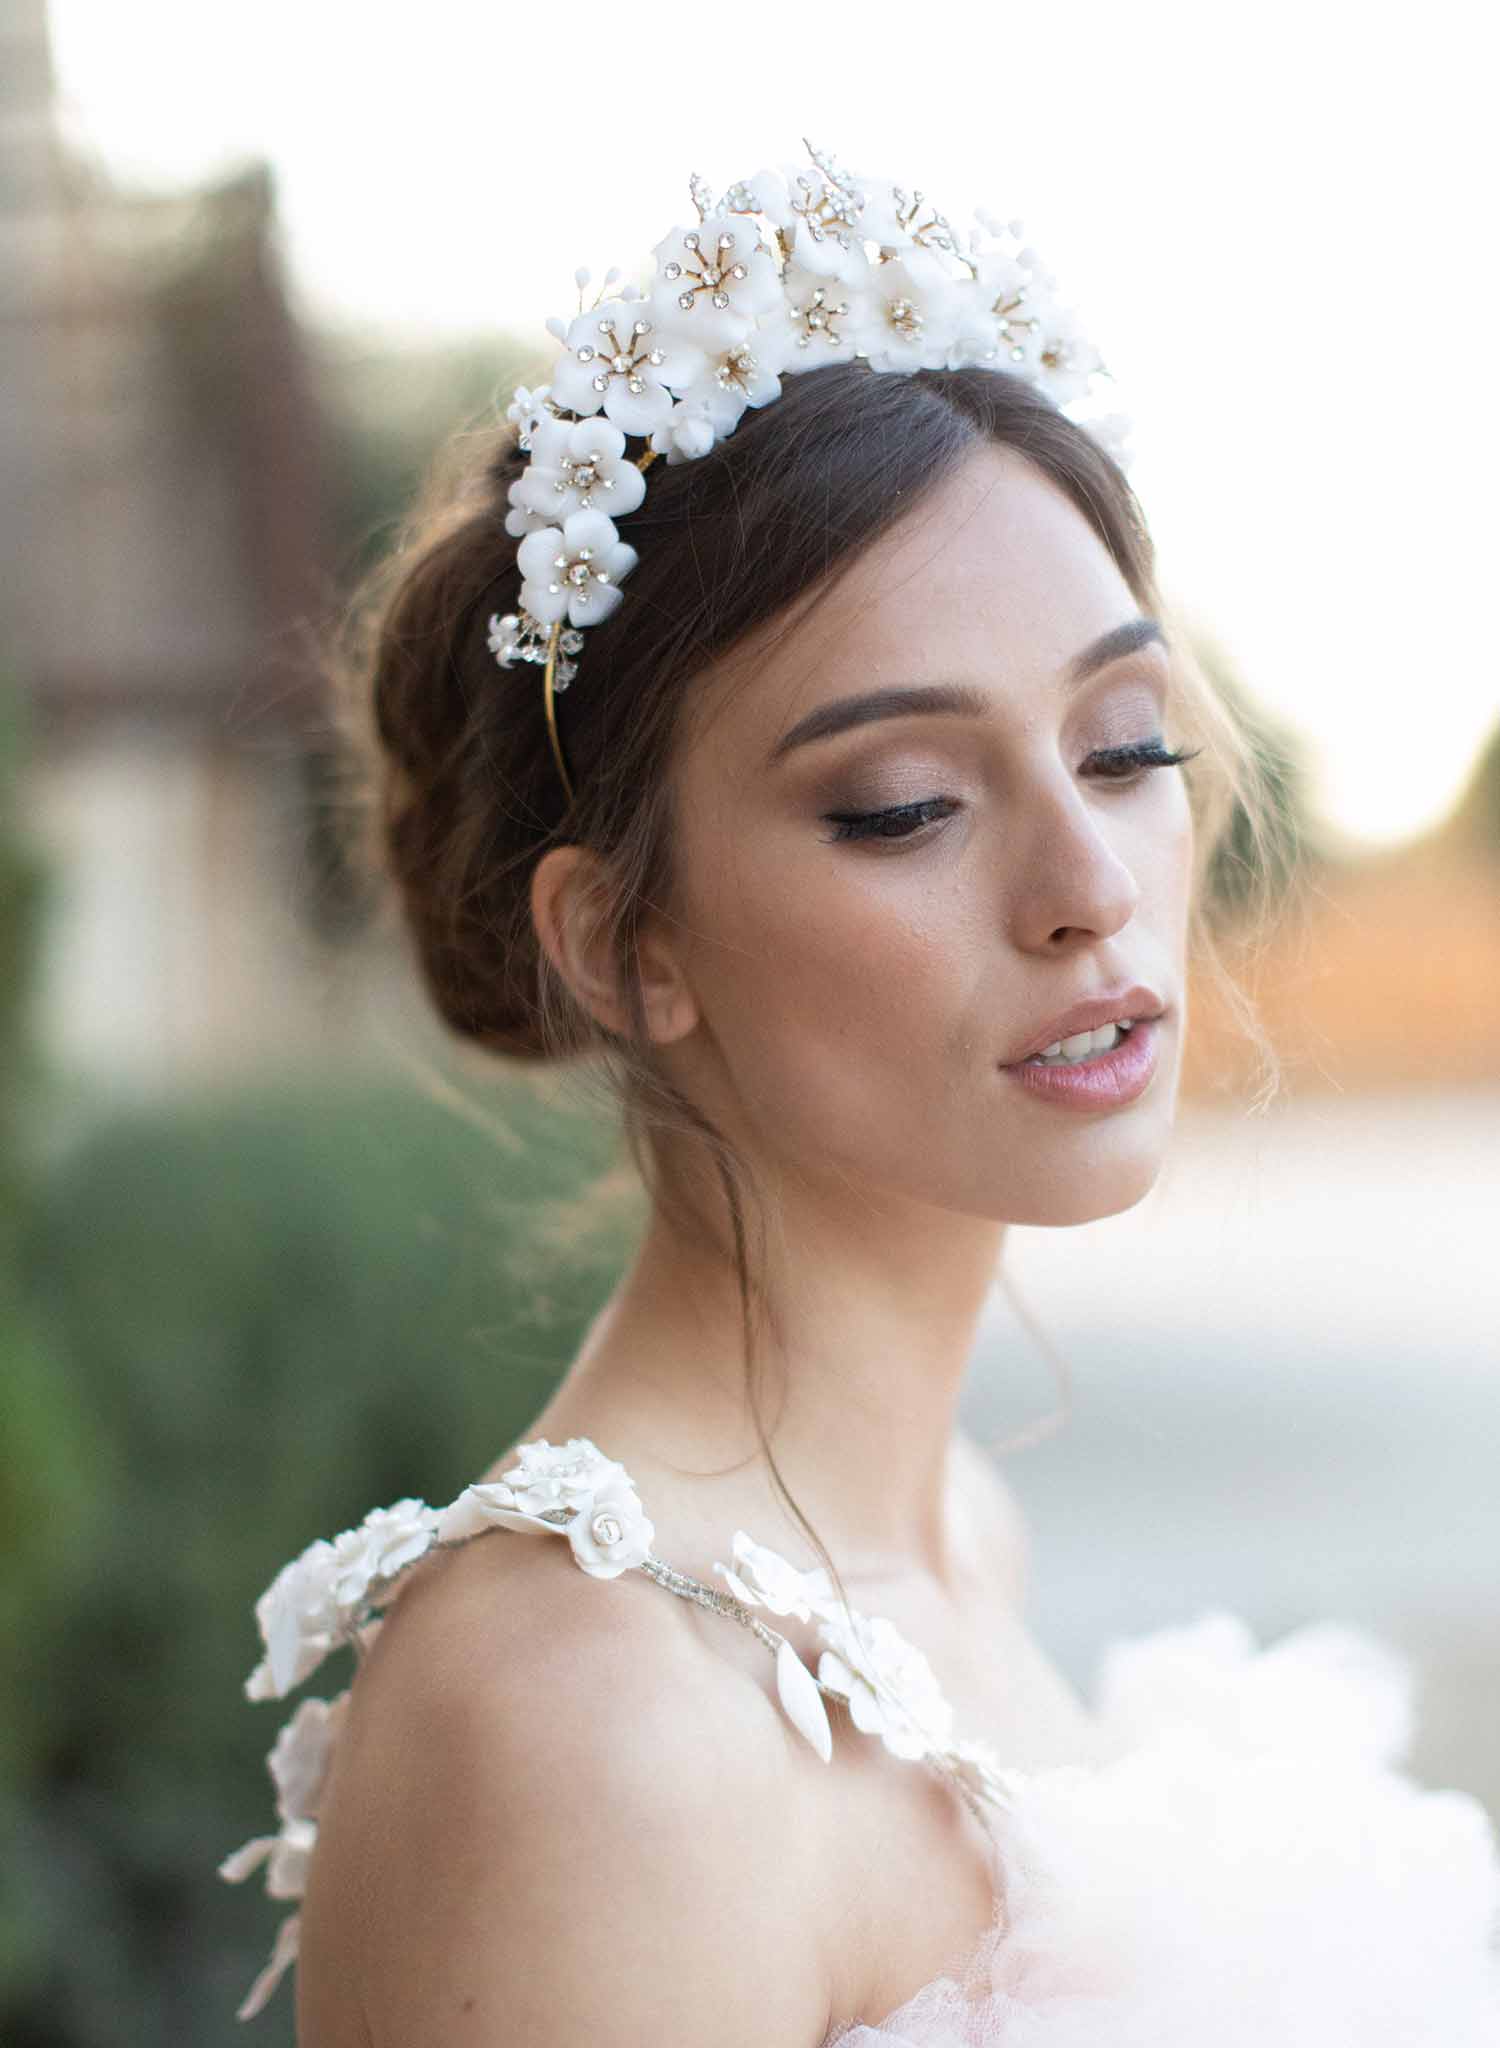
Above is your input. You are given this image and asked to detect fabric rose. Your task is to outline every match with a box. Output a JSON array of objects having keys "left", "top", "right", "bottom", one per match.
[{"left": 564, "top": 1476, "right": 655, "bottom": 1579}]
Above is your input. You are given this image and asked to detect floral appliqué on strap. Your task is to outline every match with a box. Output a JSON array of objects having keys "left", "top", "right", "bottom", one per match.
[{"left": 221, "top": 1436, "right": 1021, "bottom": 2021}]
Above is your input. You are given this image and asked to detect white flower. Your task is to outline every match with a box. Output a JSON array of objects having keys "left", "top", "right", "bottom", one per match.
[
  {"left": 326, "top": 1499, "right": 440, "bottom": 1616},
  {"left": 503, "top": 1435, "right": 635, "bottom": 1515},
  {"left": 648, "top": 397, "right": 719, "bottom": 464},
  {"left": 714, "top": 1531, "right": 835, "bottom": 1622},
  {"left": 781, "top": 265, "right": 860, "bottom": 362},
  {"left": 220, "top": 1690, "right": 348, "bottom": 1902},
  {"left": 503, "top": 478, "right": 552, "bottom": 538},
  {"left": 269, "top": 1691, "right": 349, "bottom": 1825},
  {"left": 512, "top": 417, "right": 647, "bottom": 524},
  {"left": 817, "top": 1609, "right": 956, "bottom": 1761},
  {"left": 785, "top": 150, "right": 872, "bottom": 282},
  {"left": 246, "top": 1539, "right": 341, "bottom": 1700},
  {"left": 1083, "top": 409, "right": 1134, "bottom": 467},
  {"left": 665, "top": 323, "right": 795, "bottom": 435},
  {"left": 649, "top": 220, "right": 782, "bottom": 346},
  {"left": 505, "top": 382, "right": 553, "bottom": 450},
  {"left": 218, "top": 1814, "right": 317, "bottom": 1901},
  {"left": 245, "top": 1502, "right": 438, "bottom": 1700},
  {"left": 549, "top": 301, "right": 706, "bottom": 436},
  {"left": 848, "top": 252, "right": 961, "bottom": 373},
  {"left": 564, "top": 1476, "right": 655, "bottom": 1579},
  {"left": 721, "top": 166, "right": 795, "bottom": 227},
  {"left": 1030, "top": 306, "right": 1105, "bottom": 407},
  {"left": 962, "top": 245, "right": 1043, "bottom": 369},
  {"left": 517, "top": 512, "right": 638, "bottom": 628}
]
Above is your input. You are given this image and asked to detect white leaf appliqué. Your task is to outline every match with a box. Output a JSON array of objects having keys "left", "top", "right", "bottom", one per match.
[{"left": 776, "top": 1636, "right": 833, "bottom": 1763}]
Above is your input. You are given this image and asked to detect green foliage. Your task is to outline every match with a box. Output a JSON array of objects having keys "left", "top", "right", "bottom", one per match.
[{"left": 2, "top": 1071, "right": 637, "bottom": 2046}]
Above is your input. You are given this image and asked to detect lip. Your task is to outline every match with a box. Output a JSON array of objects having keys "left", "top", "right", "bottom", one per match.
[
  {"left": 1002, "top": 985, "right": 1166, "bottom": 1067},
  {"left": 1001, "top": 1013, "right": 1162, "bottom": 1111}
]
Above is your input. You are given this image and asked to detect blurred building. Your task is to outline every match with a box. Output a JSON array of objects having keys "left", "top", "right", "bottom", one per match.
[{"left": 2, "top": 0, "right": 352, "bottom": 1093}]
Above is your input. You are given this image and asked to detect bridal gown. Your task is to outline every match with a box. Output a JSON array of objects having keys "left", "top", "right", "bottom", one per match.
[{"left": 221, "top": 1436, "right": 1500, "bottom": 2041}]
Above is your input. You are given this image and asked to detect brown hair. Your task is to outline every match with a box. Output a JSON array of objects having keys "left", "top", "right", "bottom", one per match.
[{"left": 329, "top": 360, "right": 1277, "bottom": 1610}]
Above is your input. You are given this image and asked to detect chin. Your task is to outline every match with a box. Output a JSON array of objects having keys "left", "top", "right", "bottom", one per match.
[{"left": 997, "top": 1141, "right": 1170, "bottom": 1229}]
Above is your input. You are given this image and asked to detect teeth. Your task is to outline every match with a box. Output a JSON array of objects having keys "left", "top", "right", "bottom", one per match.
[{"left": 1027, "top": 1018, "right": 1135, "bottom": 1066}]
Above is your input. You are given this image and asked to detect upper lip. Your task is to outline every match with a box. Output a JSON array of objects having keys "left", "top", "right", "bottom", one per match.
[{"left": 1003, "top": 986, "right": 1166, "bottom": 1065}]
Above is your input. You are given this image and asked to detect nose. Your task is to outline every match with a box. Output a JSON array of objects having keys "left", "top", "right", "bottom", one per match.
[{"left": 1007, "top": 776, "right": 1141, "bottom": 954}]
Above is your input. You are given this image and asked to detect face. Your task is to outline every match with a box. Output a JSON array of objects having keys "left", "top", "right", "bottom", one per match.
[{"left": 654, "top": 443, "right": 1196, "bottom": 1228}]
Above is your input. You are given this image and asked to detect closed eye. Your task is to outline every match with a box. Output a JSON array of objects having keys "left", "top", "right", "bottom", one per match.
[{"left": 821, "top": 740, "right": 1200, "bottom": 845}]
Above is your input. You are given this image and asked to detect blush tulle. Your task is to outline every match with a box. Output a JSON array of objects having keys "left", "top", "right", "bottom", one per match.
[{"left": 824, "top": 1611, "right": 1500, "bottom": 2044}]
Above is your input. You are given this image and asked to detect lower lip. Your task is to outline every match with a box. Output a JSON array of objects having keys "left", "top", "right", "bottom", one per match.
[{"left": 1000, "top": 1016, "right": 1162, "bottom": 1111}]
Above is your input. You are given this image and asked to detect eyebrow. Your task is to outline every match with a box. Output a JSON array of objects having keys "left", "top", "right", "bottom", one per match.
[{"left": 763, "top": 616, "right": 1168, "bottom": 769}]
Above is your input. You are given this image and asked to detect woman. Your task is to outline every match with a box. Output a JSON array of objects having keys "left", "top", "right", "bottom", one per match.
[{"left": 221, "top": 148, "right": 1500, "bottom": 2042}]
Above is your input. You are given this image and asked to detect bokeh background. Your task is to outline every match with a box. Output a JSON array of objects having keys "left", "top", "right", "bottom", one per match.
[{"left": 2, "top": 0, "right": 1497, "bottom": 2038}]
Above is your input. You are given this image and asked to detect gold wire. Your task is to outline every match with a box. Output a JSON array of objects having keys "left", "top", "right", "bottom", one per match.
[
  {"left": 540, "top": 445, "right": 658, "bottom": 811},
  {"left": 542, "top": 621, "right": 576, "bottom": 810}
]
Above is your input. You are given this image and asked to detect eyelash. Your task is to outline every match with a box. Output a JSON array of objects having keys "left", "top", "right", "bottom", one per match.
[{"left": 821, "top": 740, "right": 1201, "bottom": 844}]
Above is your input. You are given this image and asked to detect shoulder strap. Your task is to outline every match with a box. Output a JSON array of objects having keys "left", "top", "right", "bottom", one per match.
[{"left": 222, "top": 1435, "right": 1018, "bottom": 2021}]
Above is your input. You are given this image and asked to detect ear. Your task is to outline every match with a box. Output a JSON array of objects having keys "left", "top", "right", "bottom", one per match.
[{"left": 530, "top": 845, "right": 699, "bottom": 1046}]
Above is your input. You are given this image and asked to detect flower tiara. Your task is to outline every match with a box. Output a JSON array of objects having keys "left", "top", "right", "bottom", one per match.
[{"left": 486, "top": 140, "right": 1126, "bottom": 808}]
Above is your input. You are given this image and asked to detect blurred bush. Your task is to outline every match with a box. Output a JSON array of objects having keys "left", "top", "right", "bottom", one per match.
[{"left": 3, "top": 1064, "right": 636, "bottom": 2046}]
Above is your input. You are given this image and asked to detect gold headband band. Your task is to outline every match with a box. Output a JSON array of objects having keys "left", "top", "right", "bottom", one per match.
[{"left": 541, "top": 620, "right": 577, "bottom": 810}]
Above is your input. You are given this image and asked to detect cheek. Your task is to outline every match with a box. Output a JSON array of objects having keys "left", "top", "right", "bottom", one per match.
[{"left": 692, "top": 844, "right": 970, "bottom": 1102}]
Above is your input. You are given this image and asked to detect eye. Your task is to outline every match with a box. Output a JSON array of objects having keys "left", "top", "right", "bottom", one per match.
[
  {"left": 1085, "top": 738, "right": 1201, "bottom": 781},
  {"left": 821, "top": 797, "right": 960, "bottom": 845}
]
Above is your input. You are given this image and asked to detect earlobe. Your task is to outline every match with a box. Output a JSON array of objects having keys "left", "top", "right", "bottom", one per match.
[{"left": 530, "top": 847, "right": 698, "bottom": 1046}]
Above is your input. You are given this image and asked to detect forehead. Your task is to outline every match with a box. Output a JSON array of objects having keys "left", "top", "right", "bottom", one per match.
[{"left": 688, "top": 444, "right": 1142, "bottom": 771}]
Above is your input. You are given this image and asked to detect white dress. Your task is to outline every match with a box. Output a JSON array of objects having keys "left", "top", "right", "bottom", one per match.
[{"left": 220, "top": 1436, "right": 1500, "bottom": 2041}]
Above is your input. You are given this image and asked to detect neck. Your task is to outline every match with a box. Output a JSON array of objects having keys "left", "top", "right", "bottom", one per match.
[{"left": 550, "top": 1151, "right": 1008, "bottom": 1592}]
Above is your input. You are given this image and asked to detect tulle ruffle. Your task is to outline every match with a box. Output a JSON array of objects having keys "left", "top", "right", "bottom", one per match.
[{"left": 826, "top": 1611, "right": 1500, "bottom": 2045}]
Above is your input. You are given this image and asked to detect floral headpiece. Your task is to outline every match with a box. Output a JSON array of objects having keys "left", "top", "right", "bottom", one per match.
[{"left": 487, "top": 140, "right": 1125, "bottom": 808}]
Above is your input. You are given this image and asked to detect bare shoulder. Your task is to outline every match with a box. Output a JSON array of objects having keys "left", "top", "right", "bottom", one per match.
[
  {"left": 295, "top": 1522, "right": 835, "bottom": 2047},
  {"left": 952, "top": 1428, "right": 1030, "bottom": 1607}
]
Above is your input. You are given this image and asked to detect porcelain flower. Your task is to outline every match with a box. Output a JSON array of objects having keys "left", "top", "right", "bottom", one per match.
[
  {"left": 666, "top": 325, "right": 795, "bottom": 435},
  {"left": 505, "top": 381, "right": 554, "bottom": 450},
  {"left": 847, "top": 252, "right": 960, "bottom": 373},
  {"left": 549, "top": 301, "right": 706, "bottom": 435},
  {"left": 649, "top": 220, "right": 782, "bottom": 346},
  {"left": 714, "top": 1531, "right": 835, "bottom": 1621},
  {"left": 512, "top": 417, "right": 648, "bottom": 524},
  {"left": 817, "top": 1609, "right": 956, "bottom": 1761},
  {"left": 781, "top": 266, "right": 860, "bottom": 361},
  {"left": 516, "top": 512, "right": 639, "bottom": 628},
  {"left": 648, "top": 397, "right": 720, "bottom": 464}
]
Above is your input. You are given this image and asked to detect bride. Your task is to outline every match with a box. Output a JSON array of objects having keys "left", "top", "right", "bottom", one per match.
[{"left": 221, "top": 147, "right": 1500, "bottom": 2043}]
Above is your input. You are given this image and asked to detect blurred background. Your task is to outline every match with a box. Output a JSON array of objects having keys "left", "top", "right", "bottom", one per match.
[{"left": 1, "top": 0, "right": 1496, "bottom": 2038}]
